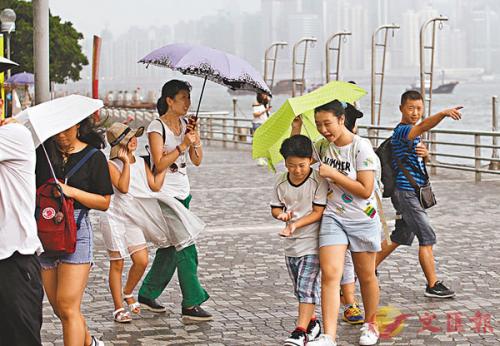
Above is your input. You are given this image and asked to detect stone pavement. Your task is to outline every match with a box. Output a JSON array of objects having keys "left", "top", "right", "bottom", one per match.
[{"left": 41, "top": 145, "right": 500, "bottom": 345}]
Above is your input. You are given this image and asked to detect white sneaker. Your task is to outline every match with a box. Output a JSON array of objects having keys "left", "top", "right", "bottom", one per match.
[
  {"left": 306, "top": 319, "right": 322, "bottom": 341},
  {"left": 307, "top": 334, "right": 337, "bottom": 346},
  {"left": 359, "top": 322, "right": 379, "bottom": 345},
  {"left": 283, "top": 329, "right": 307, "bottom": 346},
  {"left": 91, "top": 336, "right": 105, "bottom": 346}
]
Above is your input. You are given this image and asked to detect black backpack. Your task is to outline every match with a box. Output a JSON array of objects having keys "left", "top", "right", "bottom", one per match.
[{"left": 375, "top": 137, "right": 395, "bottom": 198}]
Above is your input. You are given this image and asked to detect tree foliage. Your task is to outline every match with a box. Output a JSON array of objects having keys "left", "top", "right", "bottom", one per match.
[{"left": 0, "top": 0, "right": 88, "bottom": 83}]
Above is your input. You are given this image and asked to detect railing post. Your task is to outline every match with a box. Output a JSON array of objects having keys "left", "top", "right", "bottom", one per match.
[
  {"left": 207, "top": 117, "right": 213, "bottom": 146},
  {"left": 232, "top": 98, "right": 237, "bottom": 144},
  {"left": 199, "top": 117, "right": 205, "bottom": 142},
  {"left": 489, "top": 95, "right": 499, "bottom": 170},
  {"left": 367, "top": 127, "right": 377, "bottom": 147},
  {"left": 475, "top": 134, "right": 481, "bottom": 182},
  {"left": 223, "top": 117, "right": 227, "bottom": 148},
  {"left": 430, "top": 131, "right": 437, "bottom": 175}
]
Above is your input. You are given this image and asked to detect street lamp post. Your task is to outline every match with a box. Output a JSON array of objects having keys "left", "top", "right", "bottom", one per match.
[
  {"left": 292, "top": 37, "right": 317, "bottom": 97},
  {"left": 0, "top": 8, "right": 16, "bottom": 80}
]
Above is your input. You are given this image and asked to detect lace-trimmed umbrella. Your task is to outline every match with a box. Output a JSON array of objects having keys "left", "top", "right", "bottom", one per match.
[
  {"left": 139, "top": 43, "right": 270, "bottom": 118},
  {"left": 6, "top": 71, "right": 34, "bottom": 85}
]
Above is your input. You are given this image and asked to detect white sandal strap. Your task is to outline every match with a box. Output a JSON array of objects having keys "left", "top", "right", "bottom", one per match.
[
  {"left": 113, "top": 307, "right": 127, "bottom": 318},
  {"left": 129, "top": 302, "right": 141, "bottom": 310},
  {"left": 123, "top": 292, "right": 134, "bottom": 299}
]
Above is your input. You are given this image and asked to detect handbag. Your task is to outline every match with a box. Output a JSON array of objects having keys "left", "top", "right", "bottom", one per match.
[
  {"left": 418, "top": 181, "right": 437, "bottom": 209},
  {"left": 396, "top": 155, "right": 437, "bottom": 209}
]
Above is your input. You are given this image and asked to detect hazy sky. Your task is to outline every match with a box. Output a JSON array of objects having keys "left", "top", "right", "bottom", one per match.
[{"left": 49, "top": 0, "right": 261, "bottom": 40}]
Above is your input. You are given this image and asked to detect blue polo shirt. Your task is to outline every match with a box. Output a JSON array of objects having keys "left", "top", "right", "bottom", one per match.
[{"left": 391, "top": 123, "right": 426, "bottom": 191}]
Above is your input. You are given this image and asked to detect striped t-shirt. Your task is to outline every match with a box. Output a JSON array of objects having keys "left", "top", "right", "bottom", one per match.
[{"left": 391, "top": 124, "right": 427, "bottom": 191}]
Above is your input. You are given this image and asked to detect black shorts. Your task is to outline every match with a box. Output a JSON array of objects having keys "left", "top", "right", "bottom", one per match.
[
  {"left": 390, "top": 189, "right": 437, "bottom": 246},
  {"left": 0, "top": 252, "right": 43, "bottom": 346}
]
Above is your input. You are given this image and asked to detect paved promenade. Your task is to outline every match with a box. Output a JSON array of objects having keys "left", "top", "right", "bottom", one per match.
[{"left": 41, "top": 145, "right": 500, "bottom": 345}]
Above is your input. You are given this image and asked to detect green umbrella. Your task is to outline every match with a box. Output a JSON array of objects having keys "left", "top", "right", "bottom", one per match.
[{"left": 252, "top": 80, "right": 367, "bottom": 170}]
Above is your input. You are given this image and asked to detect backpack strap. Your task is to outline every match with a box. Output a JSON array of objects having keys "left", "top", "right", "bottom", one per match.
[
  {"left": 159, "top": 118, "right": 166, "bottom": 144},
  {"left": 64, "top": 148, "right": 98, "bottom": 184},
  {"left": 75, "top": 209, "right": 89, "bottom": 228},
  {"left": 144, "top": 118, "right": 166, "bottom": 169}
]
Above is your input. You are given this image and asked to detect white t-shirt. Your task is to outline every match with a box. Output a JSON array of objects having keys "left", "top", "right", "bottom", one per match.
[
  {"left": 0, "top": 123, "right": 43, "bottom": 260},
  {"left": 147, "top": 118, "right": 190, "bottom": 200},
  {"left": 252, "top": 104, "right": 267, "bottom": 124},
  {"left": 271, "top": 169, "right": 328, "bottom": 257},
  {"left": 315, "top": 135, "right": 379, "bottom": 222}
]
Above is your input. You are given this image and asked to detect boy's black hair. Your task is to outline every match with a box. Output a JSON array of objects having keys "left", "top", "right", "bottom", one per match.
[
  {"left": 400, "top": 90, "right": 423, "bottom": 105},
  {"left": 314, "top": 99, "right": 345, "bottom": 117},
  {"left": 157, "top": 79, "right": 192, "bottom": 114},
  {"left": 280, "top": 135, "right": 313, "bottom": 159}
]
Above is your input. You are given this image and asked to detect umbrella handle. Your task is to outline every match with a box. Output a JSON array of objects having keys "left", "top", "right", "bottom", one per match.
[
  {"left": 194, "top": 75, "right": 208, "bottom": 120},
  {"left": 299, "top": 114, "right": 321, "bottom": 161},
  {"left": 186, "top": 75, "right": 207, "bottom": 136}
]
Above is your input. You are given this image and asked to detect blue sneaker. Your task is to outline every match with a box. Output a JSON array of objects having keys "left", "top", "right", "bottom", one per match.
[{"left": 342, "top": 303, "right": 364, "bottom": 325}]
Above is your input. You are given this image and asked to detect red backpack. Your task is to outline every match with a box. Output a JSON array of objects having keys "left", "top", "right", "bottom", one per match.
[{"left": 36, "top": 148, "right": 97, "bottom": 255}]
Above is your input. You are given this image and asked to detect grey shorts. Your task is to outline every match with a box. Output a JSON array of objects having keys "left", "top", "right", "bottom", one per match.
[
  {"left": 285, "top": 255, "right": 321, "bottom": 304},
  {"left": 38, "top": 210, "right": 93, "bottom": 269},
  {"left": 341, "top": 250, "right": 356, "bottom": 285},
  {"left": 390, "top": 189, "right": 436, "bottom": 246},
  {"left": 319, "top": 214, "right": 381, "bottom": 252}
]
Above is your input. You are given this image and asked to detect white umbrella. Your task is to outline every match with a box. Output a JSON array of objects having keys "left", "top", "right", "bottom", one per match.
[
  {"left": 14, "top": 94, "right": 103, "bottom": 147},
  {"left": 0, "top": 56, "right": 18, "bottom": 73}
]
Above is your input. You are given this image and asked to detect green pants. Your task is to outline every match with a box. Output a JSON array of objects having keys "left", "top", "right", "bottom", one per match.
[{"left": 138, "top": 195, "right": 209, "bottom": 307}]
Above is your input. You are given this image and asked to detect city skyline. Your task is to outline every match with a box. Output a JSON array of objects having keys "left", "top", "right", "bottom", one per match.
[{"left": 50, "top": 0, "right": 500, "bottom": 94}]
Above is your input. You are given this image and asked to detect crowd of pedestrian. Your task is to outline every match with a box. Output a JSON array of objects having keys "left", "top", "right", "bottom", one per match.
[{"left": 0, "top": 76, "right": 462, "bottom": 346}]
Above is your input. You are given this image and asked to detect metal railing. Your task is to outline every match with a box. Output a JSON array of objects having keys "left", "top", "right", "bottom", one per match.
[
  {"left": 99, "top": 107, "right": 230, "bottom": 128},
  {"left": 100, "top": 108, "right": 500, "bottom": 182},
  {"left": 198, "top": 114, "right": 253, "bottom": 148},
  {"left": 358, "top": 124, "right": 500, "bottom": 182}
]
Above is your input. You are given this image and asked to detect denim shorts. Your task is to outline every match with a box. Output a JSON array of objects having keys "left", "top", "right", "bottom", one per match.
[
  {"left": 38, "top": 210, "right": 93, "bottom": 270},
  {"left": 319, "top": 214, "right": 381, "bottom": 252},
  {"left": 285, "top": 255, "right": 320, "bottom": 304},
  {"left": 390, "top": 189, "right": 436, "bottom": 246}
]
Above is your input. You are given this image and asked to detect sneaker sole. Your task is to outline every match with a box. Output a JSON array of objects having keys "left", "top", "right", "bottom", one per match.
[
  {"left": 181, "top": 315, "right": 213, "bottom": 323},
  {"left": 283, "top": 341, "right": 304, "bottom": 346},
  {"left": 342, "top": 316, "right": 365, "bottom": 325},
  {"left": 424, "top": 292, "right": 456, "bottom": 299},
  {"left": 140, "top": 303, "right": 167, "bottom": 313}
]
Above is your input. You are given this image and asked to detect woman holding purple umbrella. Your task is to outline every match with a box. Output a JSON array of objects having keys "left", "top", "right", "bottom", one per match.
[{"left": 137, "top": 79, "right": 212, "bottom": 322}]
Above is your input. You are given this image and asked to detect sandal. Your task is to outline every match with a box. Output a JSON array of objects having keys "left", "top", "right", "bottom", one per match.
[
  {"left": 113, "top": 307, "right": 132, "bottom": 323},
  {"left": 123, "top": 292, "right": 141, "bottom": 314}
]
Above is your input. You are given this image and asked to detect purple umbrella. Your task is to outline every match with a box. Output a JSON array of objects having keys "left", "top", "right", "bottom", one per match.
[
  {"left": 7, "top": 72, "right": 34, "bottom": 85},
  {"left": 139, "top": 43, "right": 271, "bottom": 117}
]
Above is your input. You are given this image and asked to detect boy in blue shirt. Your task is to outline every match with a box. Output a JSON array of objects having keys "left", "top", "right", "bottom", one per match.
[{"left": 376, "top": 90, "right": 462, "bottom": 298}]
